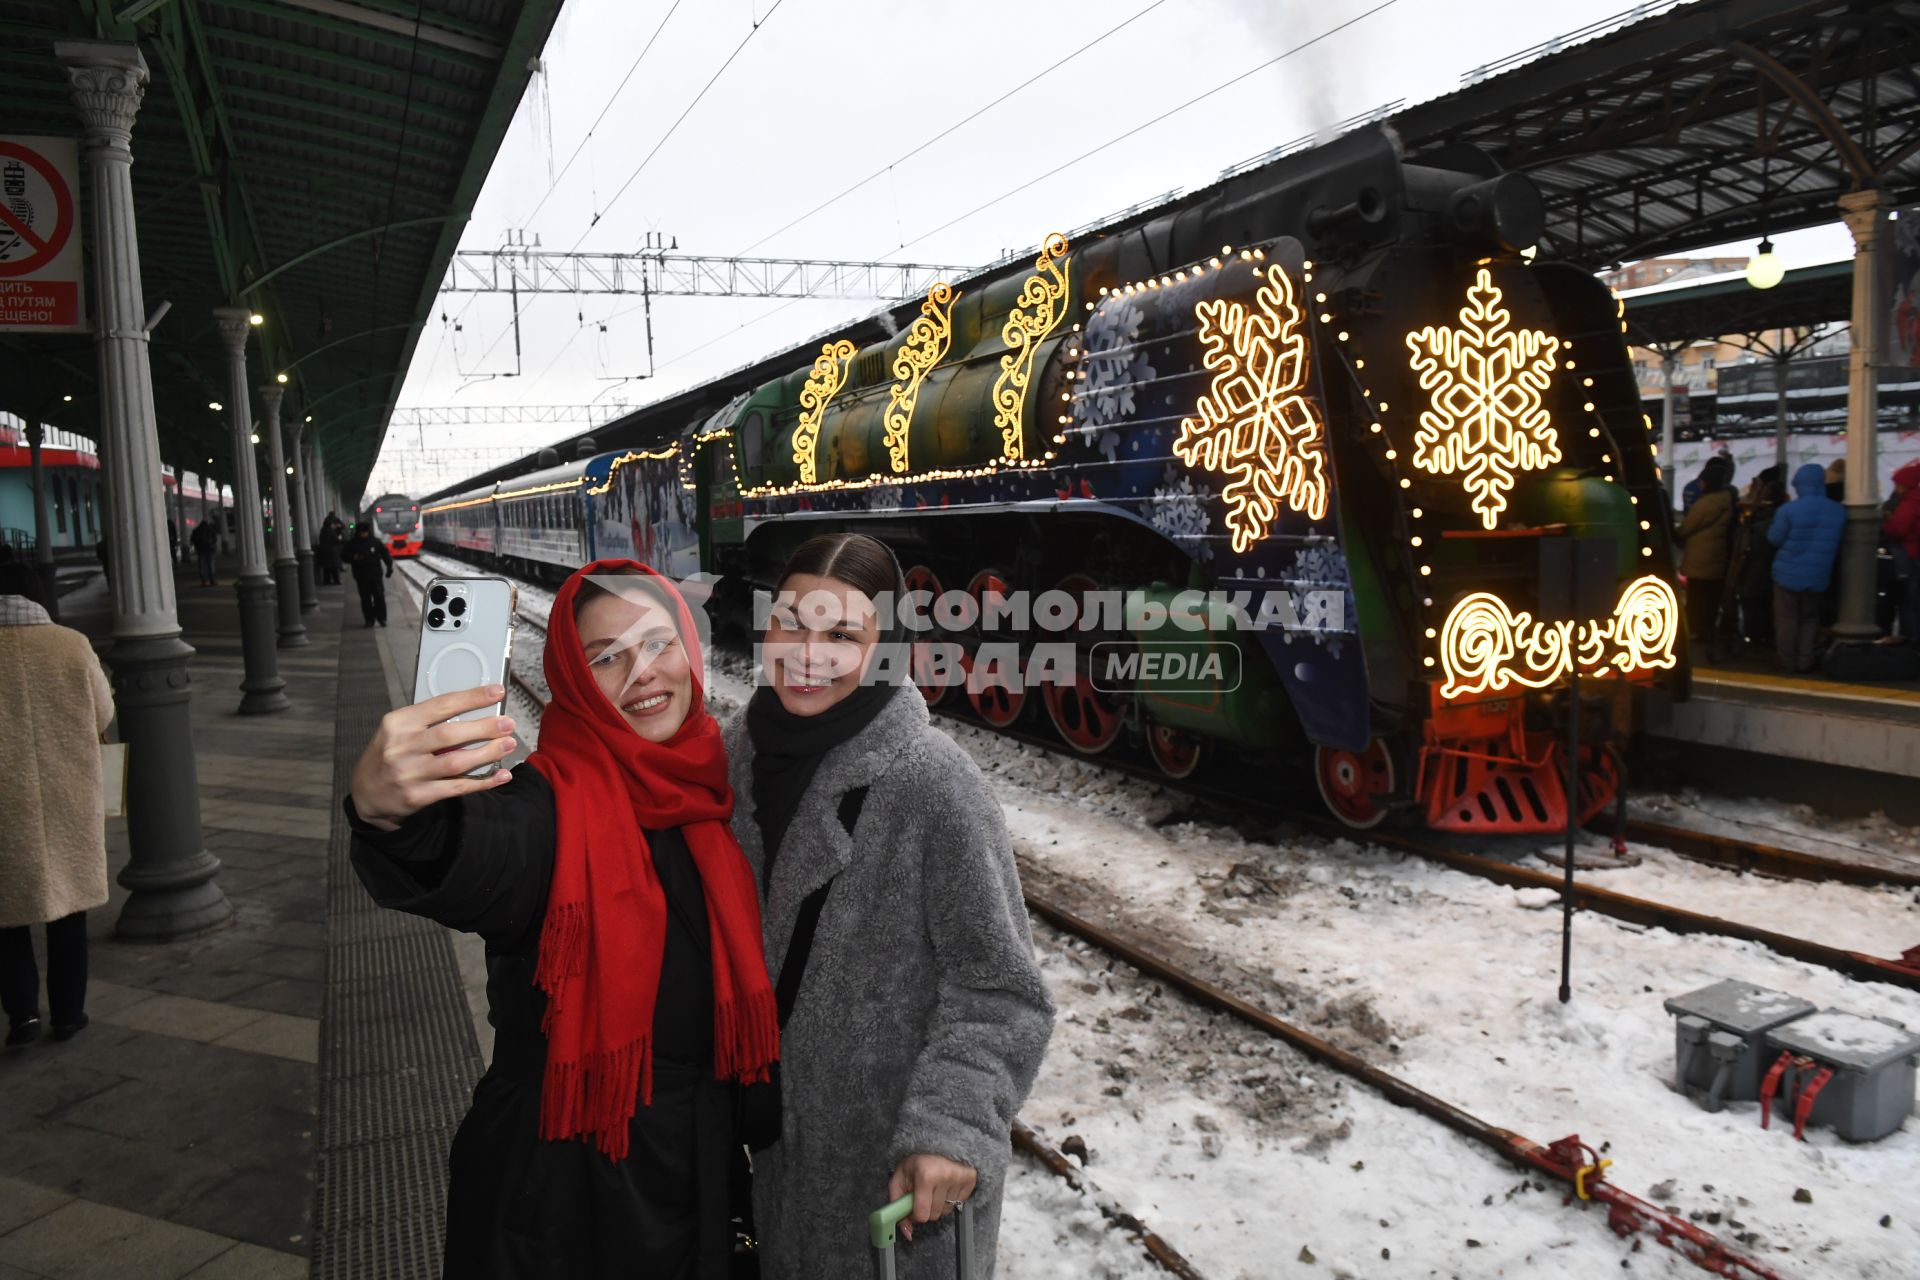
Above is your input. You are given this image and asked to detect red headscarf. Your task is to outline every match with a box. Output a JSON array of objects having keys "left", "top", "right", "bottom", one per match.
[{"left": 528, "top": 559, "right": 777, "bottom": 1160}]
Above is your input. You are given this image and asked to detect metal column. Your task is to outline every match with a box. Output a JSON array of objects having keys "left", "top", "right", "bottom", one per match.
[
  {"left": 212, "top": 307, "right": 289, "bottom": 711},
  {"left": 1833, "top": 190, "right": 1884, "bottom": 642},
  {"left": 289, "top": 424, "right": 318, "bottom": 611},
  {"left": 59, "top": 40, "right": 231, "bottom": 941},
  {"left": 23, "top": 420, "right": 61, "bottom": 619},
  {"left": 1658, "top": 350, "right": 1677, "bottom": 500},
  {"left": 257, "top": 384, "right": 308, "bottom": 646},
  {"left": 1773, "top": 352, "right": 1791, "bottom": 478}
]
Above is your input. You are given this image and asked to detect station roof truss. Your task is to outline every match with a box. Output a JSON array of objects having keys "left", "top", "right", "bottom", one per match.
[
  {"left": 1392, "top": 0, "right": 1920, "bottom": 269},
  {"left": 0, "top": 0, "right": 562, "bottom": 500}
]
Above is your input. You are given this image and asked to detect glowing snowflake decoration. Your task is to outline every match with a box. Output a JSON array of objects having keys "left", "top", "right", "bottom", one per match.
[
  {"left": 1405, "top": 268, "right": 1560, "bottom": 530},
  {"left": 1172, "top": 263, "right": 1329, "bottom": 554}
]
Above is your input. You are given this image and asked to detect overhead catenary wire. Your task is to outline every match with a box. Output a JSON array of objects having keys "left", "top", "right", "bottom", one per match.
[
  {"left": 736, "top": 0, "right": 1176, "bottom": 255},
  {"left": 569, "top": 0, "right": 791, "bottom": 249},
  {"left": 521, "top": 0, "right": 688, "bottom": 229},
  {"left": 882, "top": 0, "right": 1401, "bottom": 260},
  {"left": 463, "top": 1, "right": 789, "bottom": 381}
]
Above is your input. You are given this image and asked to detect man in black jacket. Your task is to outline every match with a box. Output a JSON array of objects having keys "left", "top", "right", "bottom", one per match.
[{"left": 343, "top": 523, "right": 393, "bottom": 627}]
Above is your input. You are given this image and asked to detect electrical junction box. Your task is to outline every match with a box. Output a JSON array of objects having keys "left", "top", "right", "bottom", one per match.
[
  {"left": 1763, "top": 1009, "right": 1920, "bottom": 1144},
  {"left": 1663, "top": 979, "right": 1815, "bottom": 1112}
]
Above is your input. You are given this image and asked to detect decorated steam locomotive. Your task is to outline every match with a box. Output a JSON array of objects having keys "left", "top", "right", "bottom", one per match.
[{"left": 423, "top": 128, "right": 1687, "bottom": 832}]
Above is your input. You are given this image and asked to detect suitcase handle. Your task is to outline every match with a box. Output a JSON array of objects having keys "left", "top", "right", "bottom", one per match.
[
  {"left": 869, "top": 1194, "right": 976, "bottom": 1280},
  {"left": 869, "top": 1194, "right": 915, "bottom": 1250}
]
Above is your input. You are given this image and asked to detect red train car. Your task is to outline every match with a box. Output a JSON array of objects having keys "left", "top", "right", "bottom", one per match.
[{"left": 367, "top": 493, "right": 422, "bottom": 558}]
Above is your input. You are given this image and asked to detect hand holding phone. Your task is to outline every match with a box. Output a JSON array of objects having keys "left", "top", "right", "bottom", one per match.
[
  {"left": 412, "top": 577, "right": 517, "bottom": 778},
  {"left": 349, "top": 685, "right": 516, "bottom": 831}
]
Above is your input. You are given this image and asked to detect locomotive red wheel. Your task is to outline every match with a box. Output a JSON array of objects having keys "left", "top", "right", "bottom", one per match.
[
  {"left": 1040, "top": 573, "right": 1126, "bottom": 754},
  {"left": 961, "top": 649, "right": 1027, "bottom": 727},
  {"left": 1147, "top": 724, "right": 1205, "bottom": 779},
  {"left": 902, "top": 564, "right": 948, "bottom": 707},
  {"left": 1315, "top": 739, "right": 1395, "bottom": 830}
]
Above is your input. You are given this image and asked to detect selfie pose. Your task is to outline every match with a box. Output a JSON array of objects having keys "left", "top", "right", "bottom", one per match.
[
  {"left": 347, "top": 561, "right": 777, "bottom": 1279},
  {"left": 727, "top": 533, "right": 1053, "bottom": 1278}
]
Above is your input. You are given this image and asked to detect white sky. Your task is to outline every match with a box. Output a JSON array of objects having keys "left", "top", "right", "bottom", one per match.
[{"left": 366, "top": 0, "right": 1859, "bottom": 497}]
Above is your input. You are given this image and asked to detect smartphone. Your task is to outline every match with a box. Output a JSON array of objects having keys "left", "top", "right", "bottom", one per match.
[{"left": 412, "top": 576, "right": 518, "bottom": 778}]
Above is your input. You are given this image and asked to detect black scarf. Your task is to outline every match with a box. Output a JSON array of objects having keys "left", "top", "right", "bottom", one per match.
[{"left": 746, "top": 679, "right": 894, "bottom": 888}]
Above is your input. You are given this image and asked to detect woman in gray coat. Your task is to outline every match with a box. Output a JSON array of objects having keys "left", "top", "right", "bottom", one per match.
[{"left": 727, "top": 533, "right": 1053, "bottom": 1278}]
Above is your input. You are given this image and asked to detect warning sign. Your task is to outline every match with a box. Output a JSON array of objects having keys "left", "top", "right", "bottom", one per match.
[{"left": 0, "top": 135, "right": 85, "bottom": 333}]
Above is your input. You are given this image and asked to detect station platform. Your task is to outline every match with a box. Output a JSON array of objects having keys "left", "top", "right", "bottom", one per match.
[
  {"left": 0, "top": 560, "right": 480, "bottom": 1280},
  {"left": 1649, "top": 655, "right": 1920, "bottom": 820}
]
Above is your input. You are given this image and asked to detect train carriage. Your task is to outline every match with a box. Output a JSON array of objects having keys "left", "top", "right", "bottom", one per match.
[
  {"left": 491, "top": 460, "right": 591, "bottom": 581},
  {"left": 422, "top": 482, "right": 500, "bottom": 558},
  {"left": 366, "top": 493, "right": 423, "bottom": 558}
]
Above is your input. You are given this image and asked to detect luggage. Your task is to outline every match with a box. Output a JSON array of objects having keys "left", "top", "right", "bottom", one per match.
[{"left": 869, "top": 1195, "right": 974, "bottom": 1280}]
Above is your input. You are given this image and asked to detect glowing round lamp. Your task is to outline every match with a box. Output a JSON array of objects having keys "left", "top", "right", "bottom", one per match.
[{"left": 1745, "top": 239, "right": 1784, "bottom": 290}]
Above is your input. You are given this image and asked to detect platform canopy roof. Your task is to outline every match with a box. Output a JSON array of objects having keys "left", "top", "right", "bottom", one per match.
[
  {"left": 1392, "top": 0, "right": 1920, "bottom": 268},
  {"left": 1620, "top": 259, "right": 1856, "bottom": 346},
  {"left": 0, "top": 0, "right": 562, "bottom": 504}
]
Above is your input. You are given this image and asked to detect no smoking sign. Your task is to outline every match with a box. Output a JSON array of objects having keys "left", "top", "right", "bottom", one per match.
[{"left": 0, "top": 135, "right": 86, "bottom": 332}]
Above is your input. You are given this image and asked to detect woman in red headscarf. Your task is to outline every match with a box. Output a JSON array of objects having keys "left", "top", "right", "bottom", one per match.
[{"left": 346, "top": 562, "right": 777, "bottom": 1279}]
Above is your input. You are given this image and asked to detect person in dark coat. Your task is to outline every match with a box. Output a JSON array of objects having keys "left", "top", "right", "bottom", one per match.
[
  {"left": 346, "top": 562, "right": 778, "bottom": 1279},
  {"left": 189, "top": 518, "right": 220, "bottom": 587},
  {"left": 318, "top": 512, "right": 345, "bottom": 586},
  {"left": 1675, "top": 455, "right": 1736, "bottom": 644},
  {"left": 725, "top": 533, "right": 1053, "bottom": 1279},
  {"left": 1769, "top": 461, "right": 1847, "bottom": 672},
  {"left": 343, "top": 524, "right": 393, "bottom": 627},
  {"left": 1728, "top": 466, "right": 1786, "bottom": 647}
]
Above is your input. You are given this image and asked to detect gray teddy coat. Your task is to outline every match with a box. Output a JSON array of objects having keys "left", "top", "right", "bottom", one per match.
[{"left": 725, "top": 685, "right": 1054, "bottom": 1280}]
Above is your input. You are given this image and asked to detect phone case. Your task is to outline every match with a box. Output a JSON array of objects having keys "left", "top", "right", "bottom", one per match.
[{"left": 412, "top": 576, "right": 518, "bottom": 778}]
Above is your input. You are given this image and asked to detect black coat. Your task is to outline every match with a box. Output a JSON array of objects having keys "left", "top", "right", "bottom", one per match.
[
  {"left": 347, "top": 768, "right": 735, "bottom": 1280},
  {"left": 343, "top": 535, "right": 392, "bottom": 585}
]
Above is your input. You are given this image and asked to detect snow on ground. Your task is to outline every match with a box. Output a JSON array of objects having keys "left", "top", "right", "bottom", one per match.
[
  {"left": 1635, "top": 789, "right": 1920, "bottom": 879},
  {"left": 1010, "top": 919, "right": 1702, "bottom": 1280},
  {"left": 977, "top": 750, "right": 1920, "bottom": 1280}
]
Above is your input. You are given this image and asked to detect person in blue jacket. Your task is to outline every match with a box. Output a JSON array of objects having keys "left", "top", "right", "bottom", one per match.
[{"left": 1767, "top": 462, "right": 1847, "bottom": 672}]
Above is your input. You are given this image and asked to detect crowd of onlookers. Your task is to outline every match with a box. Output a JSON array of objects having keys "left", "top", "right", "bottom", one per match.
[{"left": 1674, "top": 453, "right": 1920, "bottom": 671}]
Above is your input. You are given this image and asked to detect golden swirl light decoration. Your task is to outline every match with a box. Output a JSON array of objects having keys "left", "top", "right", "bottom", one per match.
[
  {"left": 991, "top": 233, "right": 1070, "bottom": 462},
  {"left": 881, "top": 281, "right": 957, "bottom": 474},
  {"left": 1173, "top": 262, "right": 1329, "bottom": 553},
  {"left": 792, "top": 339, "right": 857, "bottom": 484},
  {"left": 1406, "top": 268, "right": 1560, "bottom": 530},
  {"left": 1438, "top": 574, "right": 1679, "bottom": 699}
]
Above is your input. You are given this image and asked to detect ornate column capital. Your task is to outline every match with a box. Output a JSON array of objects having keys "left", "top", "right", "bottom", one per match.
[
  {"left": 212, "top": 305, "right": 255, "bottom": 354},
  {"left": 54, "top": 42, "right": 149, "bottom": 147},
  {"left": 257, "top": 383, "right": 285, "bottom": 419},
  {"left": 1838, "top": 188, "right": 1881, "bottom": 247}
]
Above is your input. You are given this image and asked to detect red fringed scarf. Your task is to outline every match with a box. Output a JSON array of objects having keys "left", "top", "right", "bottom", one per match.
[{"left": 527, "top": 559, "right": 778, "bottom": 1160}]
